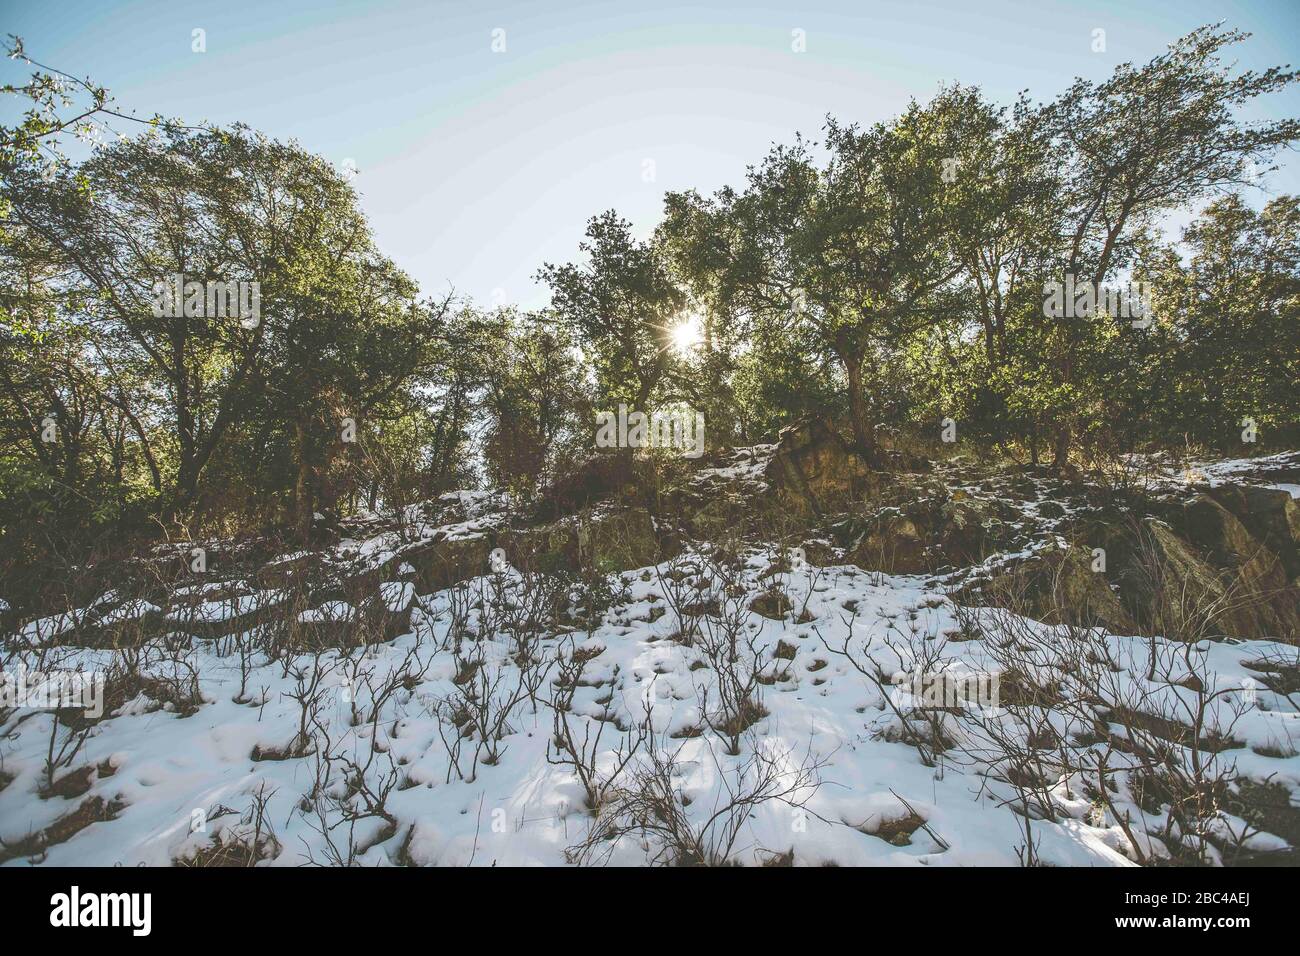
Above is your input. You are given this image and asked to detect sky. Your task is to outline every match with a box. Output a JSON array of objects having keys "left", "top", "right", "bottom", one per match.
[{"left": 3, "top": 0, "right": 1299, "bottom": 309}]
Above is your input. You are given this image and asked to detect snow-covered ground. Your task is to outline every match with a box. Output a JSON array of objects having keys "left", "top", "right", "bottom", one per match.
[
  {"left": 1147, "top": 450, "right": 1300, "bottom": 498},
  {"left": 2, "top": 543, "right": 1296, "bottom": 867}
]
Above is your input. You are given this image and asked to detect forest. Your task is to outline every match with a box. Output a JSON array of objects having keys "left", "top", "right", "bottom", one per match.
[
  {"left": 1, "top": 21, "right": 1299, "bottom": 872},
  {"left": 3, "top": 25, "right": 1296, "bottom": 593}
]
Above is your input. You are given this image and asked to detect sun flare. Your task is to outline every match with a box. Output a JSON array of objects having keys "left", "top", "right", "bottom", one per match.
[{"left": 669, "top": 315, "right": 702, "bottom": 354}]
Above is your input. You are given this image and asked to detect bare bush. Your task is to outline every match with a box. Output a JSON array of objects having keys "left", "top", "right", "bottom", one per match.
[
  {"left": 654, "top": 551, "right": 709, "bottom": 646},
  {"left": 280, "top": 651, "right": 339, "bottom": 757},
  {"left": 300, "top": 711, "right": 401, "bottom": 866},
  {"left": 568, "top": 731, "right": 825, "bottom": 866},
  {"left": 547, "top": 635, "right": 649, "bottom": 811},
  {"left": 180, "top": 784, "right": 280, "bottom": 867},
  {"left": 952, "top": 560, "right": 1268, "bottom": 865},
  {"left": 817, "top": 604, "right": 957, "bottom": 768},
  {"left": 666, "top": 547, "right": 771, "bottom": 756}
]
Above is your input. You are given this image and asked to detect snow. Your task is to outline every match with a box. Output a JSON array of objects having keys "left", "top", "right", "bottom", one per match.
[
  {"left": 1165, "top": 451, "right": 1300, "bottom": 489},
  {"left": 168, "top": 590, "right": 288, "bottom": 624},
  {"left": 379, "top": 581, "right": 415, "bottom": 613},
  {"left": 3, "top": 546, "right": 1295, "bottom": 867},
  {"left": 3, "top": 458, "right": 1298, "bottom": 867},
  {"left": 297, "top": 601, "right": 355, "bottom": 624},
  {"left": 693, "top": 444, "right": 778, "bottom": 488},
  {"left": 265, "top": 550, "right": 312, "bottom": 567},
  {"left": 97, "top": 600, "right": 160, "bottom": 625}
]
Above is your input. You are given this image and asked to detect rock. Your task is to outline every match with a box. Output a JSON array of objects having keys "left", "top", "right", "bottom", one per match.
[
  {"left": 1207, "top": 484, "right": 1300, "bottom": 577},
  {"left": 1133, "top": 519, "right": 1239, "bottom": 639},
  {"left": 850, "top": 510, "right": 929, "bottom": 575},
  {"left": 165, "top": 587, "right": 295, "bottom": 641},
  {"left": 295, "top": 592, "right": 414, "bottom": 648},
  {"left": 848, "top": 494, "right": 1011, "bottom": 576},
  {"left": 1241, "top": 486, "right": 1300, "bottom": 544},
  {"left": 935, "top": 499, "right": 1003, "bottom": 567},
  {"left": 401, "top": 533, "right": 495, "bottom": 592},
  {"left": 765, "top": 417, "right": 877, "bottom": 517},
  {"left": 978, "top": 542, "right": 1135, "bottom": 633},
  {"left": 1134, "top": 516, "right": 1299, "bottom": 643},
  {"left": 1009, "top": 476, "right": 1039, "bottom": 498},
  {"left": 797, "top": 538, "right": 836, "bottom": 568},
  {"left": 1180, "top": 496, "right": 1275, "bottom": 571},
  {"left": 751, "top": 588, "right": 794, "bottom": 620},
  {"left": 1178, "top": 495, "right": 1299, "bottom": 639},
  {"left": 503, "top": 505, "right": 674, "bottom": 574},
  {"left": 1037, "top": 501, "right": 1066, "bottom": 519}
]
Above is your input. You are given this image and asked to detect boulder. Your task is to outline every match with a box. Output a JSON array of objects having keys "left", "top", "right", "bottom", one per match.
[
  {"left": 503, "top": 505, "right": 675, "bottom": 575},
  {"left": 976, "top": 542, "right": 1135, "bottom": 633},
  {"left": 165, "top": 586, "right": 295, "bottom": 641},
  {"left": 1180, "top": 495, "right": 1279, "bottom": 574},
  {"left": 934, "top": 499, "right": 1008, "bottom": 567},
  {"left": 1179, "top": 496, "right": 1299, "bottom": 640},
  {"left": 850, "top": 510, "right": 929, "bottom": 575},
  {"left": 295, "top": 585, "right": 415, "bottom": 648},
  {"left": 766, "top": 418, "right": 878, "bottom": 516},
  {"left": 1037, "top": 501, "right": 1066, "bottom": 519},
  {"left": 1207, "top": 484, "right": 1300, "bottom": 577},
  {"left": 848, "top": 494, "right": 1013, "bottom": 576},
  {"left": 1134, "top": 516, "right": 1299, "bottom": 643},
  {"left": 380, "top": 502, "right": 679, "bottom": 595},
  {"left": 400, "top": 533, "right": 496, "bottom": 592}
]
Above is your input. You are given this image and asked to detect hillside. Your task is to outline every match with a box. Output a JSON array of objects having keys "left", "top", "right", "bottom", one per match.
[{"left": 3, "top": 440, "right": 1298, "bottom": 867}]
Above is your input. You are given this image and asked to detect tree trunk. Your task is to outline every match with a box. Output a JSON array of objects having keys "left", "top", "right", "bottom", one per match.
[
  {"left": 293, "top": 418, "right": 315, "bottom": 542},
  {"left": 1052, "top": 421, "right": 1072, "bottom": 474},
  {"left": 842, "top": 353, "right": 879, "bottom": 465}
]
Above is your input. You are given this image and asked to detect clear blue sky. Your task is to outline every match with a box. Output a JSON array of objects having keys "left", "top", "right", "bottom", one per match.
[{"left": 4, "top": 0, "right": 1298, "bottom": 308}]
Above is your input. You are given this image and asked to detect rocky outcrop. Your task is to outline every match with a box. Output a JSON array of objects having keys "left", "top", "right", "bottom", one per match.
[
  {"left": 400, "top": 503, "right": 675, "bottom": 588},
  {"left": 849, "top": 509, "right": 928, "bottom": 574},
  {"left": 954, "top": 481, "right": 1300, "bottom": 643},
  {"left": 1128, "top": 518, "right": 1246, "bottom": 639},
  {"left": 500, "top": 504, "right": 672, "bottom": 574},
  {"left": 1206, "top": 485, "right": 1300, "bottom": 577},
  {"left": 979, "top": 542, "right": 1136, "bottom": 633},
  {"left": 766, "top": 418, "right": 879, "bottom": 517},
  {"left": 400, "top": 532, "right": 496, "bottom": 593},
  {"left": 846, "top": 491, "right": 1019, "bottom": 576},
  {"left": 1147, "top": 493, "right": 1300, "bottom": 642}
]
